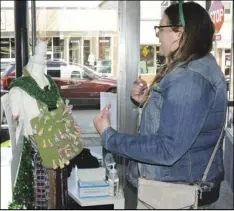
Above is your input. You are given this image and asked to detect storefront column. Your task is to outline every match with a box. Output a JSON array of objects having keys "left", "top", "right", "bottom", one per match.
[
  {"left": 218, "top": 48, "right": 222, "bottom": 70},
  {"left": 31, "top": 0, "right": 37, "bottom": 55},
  {"left": 221, "top": 49, "right": 226, "bottom": 73},
  {"left": 91, "top": 37, "right": 97, "bottom": 62},
  {"left": 117, "top": 1, "right": 140, "bottom": 209},
  {"left": 64, "top": 37, "right": 69, "bottom": 63},
  {"left": 112, "top": 35, "right": 119, "bottom": 78},
  {"left": 110, "top": 35, "right": 114, "bottom": 76},
  {"left": 81, "top": 37, "right": 84, "bottom": 66},
  {"left": 96, "top": 36, "right": 99, "bottom": 61}
]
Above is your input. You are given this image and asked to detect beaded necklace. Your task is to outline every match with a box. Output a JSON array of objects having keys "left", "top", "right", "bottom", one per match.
[{"left": 9, "top": 69, "right": 60, "bottom": 107}]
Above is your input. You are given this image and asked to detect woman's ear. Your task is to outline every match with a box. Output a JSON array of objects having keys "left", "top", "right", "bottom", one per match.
[
  {"left": 177, "top": 31, "right": 183, "bottom": 39},
  {"left": 177, "top": 26, "right": 184, "bottom": 38}
]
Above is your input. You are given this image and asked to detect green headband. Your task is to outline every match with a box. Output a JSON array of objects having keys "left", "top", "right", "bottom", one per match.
[{"left": 179, "top": 0, "right": 185, "bottom": 27}]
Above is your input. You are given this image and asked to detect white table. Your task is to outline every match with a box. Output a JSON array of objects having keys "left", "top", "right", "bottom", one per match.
[{"left": 67, "top": 176, "right": 125, "bottom": 209}]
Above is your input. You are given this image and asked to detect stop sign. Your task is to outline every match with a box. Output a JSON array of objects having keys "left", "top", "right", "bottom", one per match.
[{"left": 209, "top": 0, "right": 225, "bottom": 33}]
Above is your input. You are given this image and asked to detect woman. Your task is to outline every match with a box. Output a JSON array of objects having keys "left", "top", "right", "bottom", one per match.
[{"left": 94, "top": 2, "right": 227, "bottom": 209}]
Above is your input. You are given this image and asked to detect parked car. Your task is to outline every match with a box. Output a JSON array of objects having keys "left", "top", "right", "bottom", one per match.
[
  {"left": 1, "top": 61, "right": 117, "bottom": 107},
  {"left": 1, "top": 58, "right": 15, "bottom": 77},
  {"left": 61, "top": 64, "right": 117, "bottom": 106}
]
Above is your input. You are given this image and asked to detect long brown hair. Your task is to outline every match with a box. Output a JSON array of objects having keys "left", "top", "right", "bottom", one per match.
[{"left": 150, "top": 2, "right": 215, "bottom": 88}]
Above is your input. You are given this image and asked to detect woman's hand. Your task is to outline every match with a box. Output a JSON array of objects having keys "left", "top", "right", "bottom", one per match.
[
  {"left": 131, "top": 76, "right": 149, "bottom": 104},
  {"left": 93, "top": 104, "right": 111, "bottom": 136}
]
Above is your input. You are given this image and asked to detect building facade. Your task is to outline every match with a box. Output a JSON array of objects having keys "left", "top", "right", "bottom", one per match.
[
  {"left": 0, "top": 1, "right": 232, "bottom": 81},
  {"left": 1, "top": 1, "right": 118, "bottom": 76}
]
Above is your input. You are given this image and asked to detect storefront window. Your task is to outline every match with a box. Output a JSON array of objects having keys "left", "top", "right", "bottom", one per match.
[
  {"left": 0, "top": 38, "right": 10, "bottom": 58},
  {"left": 10, "top": 38, "right": 15, "bottom": 58},
  {"left": 225, "top": 55, "right": 231, "bottom": 68},
  {"left": 46, "top": 38, "right": 52, "bottom": 60},
  {"left": 139, "top": 44, "right": 164, "bottom": 75},
  {"left": 69, "top": 37, "right": 81, "bottom": 65},
  {"left": 83, "top": 39, "right": 91, "bottom": 66},
  {"left": 59, "top": 38, "right": 64, "bottom": 60},
  {"left": 140, "top": 45, "right": 155, "bottom": 74},
  {"left": 98, "top": 37, "right": 112, "bottom": 74},
  {"left": 0, "top": 38, "right": 15, "bottom": 59},
  {"left": 53, "top": 37, "right": 61, "bottom": 59},
  {"left": 99, "top": 37, "right": 111, "bottom": 60},
  {"left": 47, "top": 38, "right": 52, "bottom": 52}
]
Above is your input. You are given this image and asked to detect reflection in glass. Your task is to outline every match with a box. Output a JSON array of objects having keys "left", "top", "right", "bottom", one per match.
[
  {"left": 0, "top": 38, "right": 10, "bottom": 58},
  {"left": 140, "top": 45, "right": 155, "bottom": 74},
  {"left": 1, "top": 1, "right": 119, "bottom": 136},
  {"left": 83, "top": 40, "right": 91, "bottom": 66},
  {"left": 69, "top": 37, "right": 81, "bottom": 65}
]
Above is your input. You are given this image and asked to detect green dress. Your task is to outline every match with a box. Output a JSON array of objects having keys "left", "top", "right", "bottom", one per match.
[{"left": 9, "top": 68, "right": 84, "bottom": 169}]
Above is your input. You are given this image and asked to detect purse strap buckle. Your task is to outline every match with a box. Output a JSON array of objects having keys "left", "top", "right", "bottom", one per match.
[{"left": 199, "top": 181, "right": 214, "bottom": 192}]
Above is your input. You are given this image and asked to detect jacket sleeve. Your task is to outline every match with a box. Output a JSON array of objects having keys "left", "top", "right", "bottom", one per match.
[
  {"left": 101, "top": 71, "right": 215, "bottom": 166},
  {"left": 130, "top": 96, "right": 144, "bottom": 108}
]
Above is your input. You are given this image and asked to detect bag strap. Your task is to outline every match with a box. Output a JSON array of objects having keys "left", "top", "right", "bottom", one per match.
[{"left": 201, "top": 119, "right": 226, "bottom": 182}]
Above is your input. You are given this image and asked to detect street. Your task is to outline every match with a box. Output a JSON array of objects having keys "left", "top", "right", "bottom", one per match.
[
  {"left": 72, "top": 108, "right": 100, "bottom": 134},
  {"left": 0, "top": 108, "right": 101, "bottom": 144}
]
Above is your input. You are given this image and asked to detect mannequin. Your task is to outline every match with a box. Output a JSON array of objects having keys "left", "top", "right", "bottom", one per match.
[
  {"left": 10, "top": 41, "right": 83, "bottom": 166},
  {"left": 88, "top": 52, "right": 95, "bottom": 66},
  {"left": 9, "top": 41, "right": 49, "bottom": 138},
  {"left": 9, "top": 41, "right": 84, "bottom": 209}
]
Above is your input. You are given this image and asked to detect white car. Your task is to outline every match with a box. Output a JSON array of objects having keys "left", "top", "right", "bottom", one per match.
[
  {"left": 1, "top": 59, "right": 84, "bottom": 81},
  {"left": 1, "top": 58, "right": 15, "bottom": 77},
  {"left": 45, "top": 60, "right": 84, "bottom": 80}
]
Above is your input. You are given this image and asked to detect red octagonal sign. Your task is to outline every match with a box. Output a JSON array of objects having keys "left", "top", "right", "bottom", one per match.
[{"left": 209, "top": 0, "right": 225, "bottom": 33}]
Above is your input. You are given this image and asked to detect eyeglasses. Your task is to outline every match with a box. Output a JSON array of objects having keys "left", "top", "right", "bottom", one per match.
[{"left": 154, "top": 25, "right": 182, "bottom": 34}]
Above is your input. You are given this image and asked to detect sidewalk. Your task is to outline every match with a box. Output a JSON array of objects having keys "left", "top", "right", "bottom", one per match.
[{"left": 82, "top": 134, "right": 102, "bottom": 147}]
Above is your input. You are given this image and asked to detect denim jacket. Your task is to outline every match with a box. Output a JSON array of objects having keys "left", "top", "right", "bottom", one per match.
[{"left": 101, "top": 53, "right": 227, "bottom": 188}]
